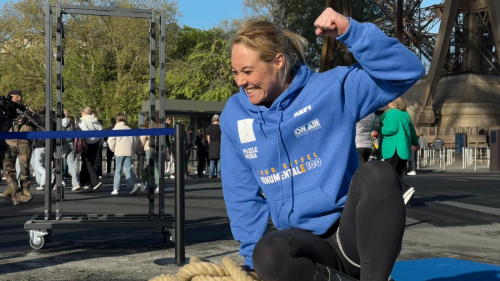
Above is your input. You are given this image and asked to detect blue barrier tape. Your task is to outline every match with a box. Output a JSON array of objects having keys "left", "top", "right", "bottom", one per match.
[{"left": 0, "top": 128, "right": 175, "bottom": 140}]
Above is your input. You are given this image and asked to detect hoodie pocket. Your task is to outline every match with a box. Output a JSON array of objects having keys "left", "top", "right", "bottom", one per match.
[{"left": 274, "top": 186, "right": 338, "bottom": 229}]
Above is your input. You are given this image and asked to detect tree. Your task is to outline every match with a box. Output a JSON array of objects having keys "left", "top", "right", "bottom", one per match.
[
  {"left": 0, "top": 0, "right": 180, "bottom": 127},
  {"left": 0, "top": 0, "right": 49, "bottom": 107},
  {"left": 166, "top": 27, "right": 236, "bottom": 101}
]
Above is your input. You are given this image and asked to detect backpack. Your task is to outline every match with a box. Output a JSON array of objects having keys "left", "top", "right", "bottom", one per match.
[
  {"left": 73, "top": 137, "right": 88, "bottom": 155},
  {"left": 72, "top": 123, "right": 88, "bottom": 154}
]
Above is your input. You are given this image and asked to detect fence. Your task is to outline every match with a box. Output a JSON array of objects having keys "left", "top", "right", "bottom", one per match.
[{"left": 416, "top": 147, "right": 490, "bottom": 171}]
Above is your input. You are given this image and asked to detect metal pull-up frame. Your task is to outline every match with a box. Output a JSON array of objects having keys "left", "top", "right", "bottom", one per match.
[{"left": 24, "top": 4, "right": 185, "bottom": 265}]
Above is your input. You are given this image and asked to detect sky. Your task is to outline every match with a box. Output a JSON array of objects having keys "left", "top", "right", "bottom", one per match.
[
  {"left": 176, "top": 0, "right": 442, "bottom": 30},
  {"left": 0, "top": 0, "right": 442, "bottom": 30},
  {"left": 176, "top": 0, "right": 244, "bottom": 30}
]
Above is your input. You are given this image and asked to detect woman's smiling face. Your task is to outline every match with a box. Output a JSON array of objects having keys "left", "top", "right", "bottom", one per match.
[{"left": 231, "top": 43, "right": 284, "bottom": 107}]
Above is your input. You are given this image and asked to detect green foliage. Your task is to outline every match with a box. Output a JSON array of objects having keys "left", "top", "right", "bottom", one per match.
[
  {"left": 0, "top": 0, "right": 241, "bottom": 129},
  {"left": 166, "top": 27, "right": 237, "bottom": 101},
  {"left": 0, "top": 0, "right": 49, "bottom": 107},
  {"left": 0, "top": 0, "right": 182, "bottom": 128}
]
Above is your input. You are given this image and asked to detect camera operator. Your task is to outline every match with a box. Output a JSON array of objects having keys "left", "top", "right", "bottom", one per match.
[{"left": 0, "top": 90, "right": 35, "bottom": 205}]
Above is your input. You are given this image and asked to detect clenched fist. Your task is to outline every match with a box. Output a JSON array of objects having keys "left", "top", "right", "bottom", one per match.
[{"left": 314, "top": 8, "right": 350, "bottom": 38}]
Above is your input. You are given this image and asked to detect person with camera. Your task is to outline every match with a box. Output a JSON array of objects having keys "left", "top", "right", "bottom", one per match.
[{"left": 0, "top": 90, "right": 34, "bottom": 205}]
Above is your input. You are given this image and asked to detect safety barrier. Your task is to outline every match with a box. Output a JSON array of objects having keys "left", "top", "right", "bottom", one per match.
[
  {"left": 416, "top": 147, "right": 490, "bottom": 171},
  {"left": 462, "top": 147, "right": 490, "bottom": 171},
  {"left": 417, "top": 148, "right": 449, "bottom": 169}
]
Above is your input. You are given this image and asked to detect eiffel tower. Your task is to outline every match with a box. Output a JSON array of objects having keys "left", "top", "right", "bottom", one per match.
[
  {"left": 404, "top": 0, "right": 500, "bottom": 134},
  {"left": 322, "top": 0, "right": 500, "bottom": 136}
]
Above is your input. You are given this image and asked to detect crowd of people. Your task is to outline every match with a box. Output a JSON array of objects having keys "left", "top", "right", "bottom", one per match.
[{"left": 0, "top": 99, "right": 223, "bottom": 202}]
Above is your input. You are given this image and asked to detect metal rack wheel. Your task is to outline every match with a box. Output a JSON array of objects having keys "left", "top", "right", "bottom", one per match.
[
  {"left": 28, "top": 229, "right": 51, "bottom": 250},
  {"left": 29, "top": 232, "right": 46, "bottom": 250}
]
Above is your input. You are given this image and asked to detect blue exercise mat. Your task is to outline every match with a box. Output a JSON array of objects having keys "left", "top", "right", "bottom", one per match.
[{"left": 391, "top": 257, "right": 500, "bottom": 281}]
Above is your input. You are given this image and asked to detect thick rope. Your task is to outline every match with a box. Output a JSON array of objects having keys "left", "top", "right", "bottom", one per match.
[{"left": 149, "top": 256, "right": 262, "bottom": 281}]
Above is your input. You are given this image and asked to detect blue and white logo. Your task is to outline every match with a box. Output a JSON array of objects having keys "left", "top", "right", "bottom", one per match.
[{"left": 294, "top": 119, "right": 321, "bottom": 138}]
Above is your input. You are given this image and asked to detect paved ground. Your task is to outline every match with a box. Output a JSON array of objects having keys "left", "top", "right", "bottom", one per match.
[{"left": 0, "top": 162, "right": 499, "bottom": 281}]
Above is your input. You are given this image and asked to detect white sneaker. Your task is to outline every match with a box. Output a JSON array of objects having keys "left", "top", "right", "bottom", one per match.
[
  {"left": 36, "top": 186, "right": 44, "bottom": 191},
  {"left": 407, "top": 171, "right": 417, "bottom": 176},
  {"left": 111, "top": 189, "right": 119, "bottom": 195},
  {"left": 169, "top": 174, "right": 175, "bottom": 179},
  {"left": 72, "top": 186, "right": 81, "bottom": 191},
  {"left": 403, "top": 187, "right": 415, "bottom": 205},
  {"left": 154, "top": 187, "right": 159, "bottom": 194},
  {"left": 130, "top": 183, "right": 142, "bottom": 195},
  {"left": 83, "top": 186, "right": 90, "bottom": 190}
]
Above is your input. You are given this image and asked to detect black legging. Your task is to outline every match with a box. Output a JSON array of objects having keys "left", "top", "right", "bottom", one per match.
[
  {"left": 106, "top": 146, "right": 115, "bottom": 174},
  {"left": 197, "top": 155, "right": 207, "bottom": 177},
  {"left": 79, "top": 142, "right": 100, "bottom": 187},
  {"left": 252, "top": 161, "right": 406, "bottom": 281}
]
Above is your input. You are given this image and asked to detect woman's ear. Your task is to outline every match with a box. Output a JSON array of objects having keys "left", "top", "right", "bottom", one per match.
[{"left": 274, "top": 53, "right": 285, "bottom": 72}]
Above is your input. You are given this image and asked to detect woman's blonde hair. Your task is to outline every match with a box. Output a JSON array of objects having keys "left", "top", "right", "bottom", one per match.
[
  {"left": 389, "top": 96, "right": 408, "bottom": 111},
  {"left": 233, "top": 19, "right": 308, "bottom": 85}
]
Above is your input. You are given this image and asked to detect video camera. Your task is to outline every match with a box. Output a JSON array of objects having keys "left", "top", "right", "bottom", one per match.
[{"left": 0, "top": 95, "right": 18, "bottom": 120}]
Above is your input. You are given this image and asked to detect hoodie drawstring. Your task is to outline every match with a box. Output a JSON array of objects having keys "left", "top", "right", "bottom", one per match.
[{"left": 275, "top": 103, "right": 286, "bottom": 210}]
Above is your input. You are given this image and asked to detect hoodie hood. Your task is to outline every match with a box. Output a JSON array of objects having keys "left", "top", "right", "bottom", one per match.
[
  {"left": 79, "top": 115, "right": 98, "bottom": 129},
  {"left": 78, "top": 114, "right": 102, "bottom": 144},
  {"left": 237, "top": 63, "right": 314, "bottom": 115}
]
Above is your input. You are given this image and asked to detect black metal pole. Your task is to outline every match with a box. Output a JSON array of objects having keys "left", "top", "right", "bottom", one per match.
[
  {"left": 44, "top": 5, "right": 53, "bottom": 221},
  {"left": 174, "top": 123, "right": 185, "bottom": 265},
  {"left": 396, "top": 0, "right": 404, "bottom": 42},
  {"left": 148, "top": 10, "right": 157, "bottom": 219},
  {"left": 158, "top": 9, "right": 166, "bottom": 219},
  {"left": 55, "top": 5, "right": 64, "bottom": 219}
]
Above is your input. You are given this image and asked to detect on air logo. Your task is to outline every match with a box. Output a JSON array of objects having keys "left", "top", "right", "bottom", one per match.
[{"left": 294, "top": 119, "right": 321, "bottom": 138}]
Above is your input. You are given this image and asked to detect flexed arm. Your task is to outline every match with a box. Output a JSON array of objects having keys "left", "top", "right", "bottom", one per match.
[{"left": 314, "top": 7, "right": 350, "bottom": 38}]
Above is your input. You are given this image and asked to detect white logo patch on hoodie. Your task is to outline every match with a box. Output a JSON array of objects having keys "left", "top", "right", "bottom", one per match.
[{"left": 237, "top": 118, "right": 256, "bottom": 144}]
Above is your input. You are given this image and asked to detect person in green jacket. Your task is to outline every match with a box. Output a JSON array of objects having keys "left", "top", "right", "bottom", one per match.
[{"left": 378, "top": 96, "right": 419, "bottom": 205}]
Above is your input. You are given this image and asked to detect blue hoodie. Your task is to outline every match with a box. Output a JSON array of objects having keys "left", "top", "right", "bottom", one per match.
[{"left": 220, "top": 19, "right": 424, "bottom": 268}]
